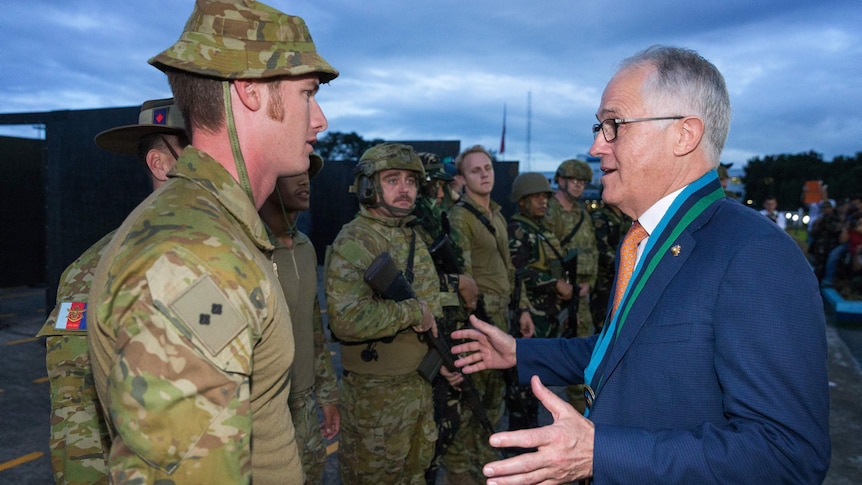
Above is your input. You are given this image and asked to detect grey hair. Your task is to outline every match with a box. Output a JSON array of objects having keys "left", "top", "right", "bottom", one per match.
[{"left": 620, "top": 45, "right": 731, "bottom": 166}]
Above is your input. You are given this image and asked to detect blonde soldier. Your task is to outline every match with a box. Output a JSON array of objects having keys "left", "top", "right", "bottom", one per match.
[
  {"left": 546, "top": 158, "right": 599, "bottom": 336},
  {"left": 87, "top": 1, "right": 338, "bottom": 483},
  {"left": 258, "top": 153, "right": 340, "bottom": 484},
  {"left": 445, "top": 145, "right": 533, "bottom": 485},
  {"left": 37, "top": 98, "right": 187, "bottom": 485},
  {"left": 326, "top": 143, "right": 441, "bottom": 484}
]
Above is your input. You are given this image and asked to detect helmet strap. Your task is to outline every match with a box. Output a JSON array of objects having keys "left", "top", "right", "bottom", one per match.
[{"left": 223, "top": 81, "right": 255, "bottom": 204}]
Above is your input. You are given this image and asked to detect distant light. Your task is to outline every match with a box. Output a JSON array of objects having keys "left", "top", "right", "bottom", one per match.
[
  {"left": 791, "top": 214, "right": 799, "bottom": 222},
  {"left": 785, "top": 212, "right": 792, "bottom": 220},
  {"left": 802, "top": 215, "right": 810, "bottom": 224}
]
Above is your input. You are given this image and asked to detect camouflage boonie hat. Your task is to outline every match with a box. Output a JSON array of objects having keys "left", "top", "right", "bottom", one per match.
[
  {"left": 417, "top": 152, "right": 453, "bottom": 182},
  {"left": 94, "top": 98, "right": 186, "bottom": 155},
  {"left": 149, "top": 0, "right": 338, "bottom": 82},
  {"left": 511, "top": 172, "right": 552, "bottom": 202},
  {"left": 556, "top": 159, "right": 592, "bottom": 181}
]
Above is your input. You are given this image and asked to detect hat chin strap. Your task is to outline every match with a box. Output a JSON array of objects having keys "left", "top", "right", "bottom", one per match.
[{"left": 223, "top": 81, "right": 255, "bottom": 204}]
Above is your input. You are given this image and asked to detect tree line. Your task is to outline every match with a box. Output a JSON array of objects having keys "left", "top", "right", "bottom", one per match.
[
  {"left": 316, "top": 131, "right": 861, "bottom": 213},
  {"left": 742, "top": 151, "right": 862, "bottom": 211}
]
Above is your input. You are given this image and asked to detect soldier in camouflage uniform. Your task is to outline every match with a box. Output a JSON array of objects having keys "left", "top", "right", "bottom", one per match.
[
  {"left": 87, "top": 2, "right": 338, "bottom": 483},
  {"left": 589, "top": 200, "right": 632, "bottom": 329},
  {"left": 258, "top": 153, "right": 340, "bottom": 484},
  {"left": 445, "top": 145, "right": 534, "bottom": 485},
  {"left": 326, "top": 143, "right": 442, "bottom": 484},
  {"left": 545, "top": 159, "right": 599, "bottom": 414},
  {"left": 546, "top": 159, "right": 599, "bottom": 337},
  {"left": 36, "top": 98, "right": 187, "bottom": 485},
  {"left": 508, "top": 173, "right": 575, "bottom": 339},
  {"left": 506, "top": 173, "right": 575, "bottom": 432},
  {"left": 411, "top": 152, "right": 479, "bottom": 484}
]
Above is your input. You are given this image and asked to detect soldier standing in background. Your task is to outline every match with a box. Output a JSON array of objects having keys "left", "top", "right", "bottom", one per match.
[
  {"left": 258, "top": 153, "right": 340, "bottom": 484},
  {"left": 411, "top": 152, "right": 479, "bottom": 484},
  {"left": 87, "top": 1, "right": 338, "bottom": 482},
  {"left": 589, "top": 199, "right": 632, "bottom": 329},
  {"left": 546, "top": 159, "right": 599, "bottom": 336},
  {"left": 545, "top": 158, "right": 598, "bottom": 414},
  {"left": 37, "top": 98, "right": 187, "bottom": 485},
  {"left": 445, "top": 145, "right": 533, "bottom": 485},
  {"left": 326, "top": 143, "right": 441, "bottom": 484},
  {"left": 506, "top": 172, "right": 574, "bottom": 431}
]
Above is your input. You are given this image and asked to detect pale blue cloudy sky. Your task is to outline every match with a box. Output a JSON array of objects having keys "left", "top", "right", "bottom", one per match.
[{"left": 1, "top": 0, "right": 859, "bottom": 171}]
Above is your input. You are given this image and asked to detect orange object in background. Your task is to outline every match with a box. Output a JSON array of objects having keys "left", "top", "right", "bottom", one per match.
[{"left": 803, "top": 180, "right": 823, "bottom": 205}]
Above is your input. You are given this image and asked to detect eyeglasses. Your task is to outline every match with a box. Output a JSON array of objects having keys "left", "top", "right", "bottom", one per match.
[{"left": 592, "top": 116, "right": 684, "bottom": 142}]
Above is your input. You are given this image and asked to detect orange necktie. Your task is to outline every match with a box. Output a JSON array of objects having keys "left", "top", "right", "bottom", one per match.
[{"left": 612, "top": 221, "right": 648, "bottom": 316}]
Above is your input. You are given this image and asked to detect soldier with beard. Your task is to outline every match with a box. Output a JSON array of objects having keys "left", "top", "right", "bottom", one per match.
[{"left": 326, "top": 143, "right": 442, "bottom": 484}]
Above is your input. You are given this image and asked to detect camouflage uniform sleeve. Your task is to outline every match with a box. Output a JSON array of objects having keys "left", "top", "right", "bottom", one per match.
[
  {"left": 546, "top": 202, "right": 569, "bottom": 245},
  {"left": 508, "top": 222, "right": 537, "bottom": 292},
  {"left": 312, "top": 295, "right": 338, "bottom": 406},
  {"left": 412, "top": 240, "right": 444, "bottom": 317},
  {"left": 448, "top": 206, "right": 473, "bottom": 274},
  {"left": 507, "top": 222, "right": 545, "bottom": 310},
  {"left": 38, "top": 233, "right": 114, "bottom": 485},
  {"left": 576, "top": 215, "right": 599, "bottom": 287},
  {"left": 325, "top": 237, "right": 424, "bottom": 343},
  {"left": 91, "top": 247, "right": 258, "bottom": 483}
]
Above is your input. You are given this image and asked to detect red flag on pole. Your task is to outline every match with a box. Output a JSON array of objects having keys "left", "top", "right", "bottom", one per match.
[{"left": 500, "top": 104, "right": 507, "bottom": 154}]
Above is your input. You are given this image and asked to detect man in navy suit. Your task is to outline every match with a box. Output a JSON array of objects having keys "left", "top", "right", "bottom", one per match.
[{"left": 451, "top": 45, "right": 830, "bottom": 484}]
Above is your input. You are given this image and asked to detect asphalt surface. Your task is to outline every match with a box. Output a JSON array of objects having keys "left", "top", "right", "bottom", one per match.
[{"left": 1, "top": 285, "right": 860, "bottom": 484}]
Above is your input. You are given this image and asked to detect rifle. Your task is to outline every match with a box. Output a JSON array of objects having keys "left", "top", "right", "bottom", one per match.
[
  {"left": 559, "top": 249, "right": 581, "bottom": 338},
  {"left": 363, "top": 252, "right": 497, "bottom": 438}
]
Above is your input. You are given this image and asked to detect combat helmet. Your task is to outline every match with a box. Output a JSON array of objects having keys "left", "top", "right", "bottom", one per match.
[
  {"left": 417, "top": 152, "right": 454, "bottom": 182},
  {"left": 511, "top": 172, "right": 553, "bottom": 202},
  {"left": 351, "top": 143, "right": 424, "bottom": 209},
  {"left": 149, "top": 0, "right": 338, "bottom": 82},
  {"left": 555, "top": 159, "right": 593, "bottom": 182}
]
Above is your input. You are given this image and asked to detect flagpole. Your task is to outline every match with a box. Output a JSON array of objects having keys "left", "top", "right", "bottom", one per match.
[{"left": 500, "top": 103, "right": 506, "bottom": 162}]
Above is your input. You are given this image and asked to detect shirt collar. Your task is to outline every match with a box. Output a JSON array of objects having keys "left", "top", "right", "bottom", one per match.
[{"left": 638, "top": 186, "right": 686, "bottom": 237}]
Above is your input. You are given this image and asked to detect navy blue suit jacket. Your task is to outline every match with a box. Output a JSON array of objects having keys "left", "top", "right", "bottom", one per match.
[{"left": 517, "top": 179, "right": 830, "bottom": 484}]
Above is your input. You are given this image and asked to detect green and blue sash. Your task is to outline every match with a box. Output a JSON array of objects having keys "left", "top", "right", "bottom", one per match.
[{"left": 583, "top": 171, "right": 724, "bottom": 415}]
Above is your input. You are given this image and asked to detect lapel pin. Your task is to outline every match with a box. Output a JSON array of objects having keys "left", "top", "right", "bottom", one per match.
[{"left": 671, "top": 245, "right": 681, "bottom": 256}]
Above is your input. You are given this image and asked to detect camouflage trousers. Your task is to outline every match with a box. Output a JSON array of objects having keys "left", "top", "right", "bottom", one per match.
[
  {"left": 441, "top": 300, "right": 507, "bottom": 483},
  {"left": 339, "top": 371, "right": 436, "bottom": 484},
  {"left": 45, "top": 334, "right": 110, "bottom": 485},
  {"left": 289, "top": 388, "right": 327, "bottom": 484}
]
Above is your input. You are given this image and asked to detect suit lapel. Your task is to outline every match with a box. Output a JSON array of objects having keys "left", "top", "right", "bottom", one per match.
[
  {"left": 600, "top": 229, "right": 697, "bottom": 383},
  {"left": 599, "top": 176, "right": 724, "bottom": 388}
]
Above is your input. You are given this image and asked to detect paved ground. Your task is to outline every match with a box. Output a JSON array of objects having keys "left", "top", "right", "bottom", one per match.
[{"left": 1, "top": 285, "right": 860, "bottom": 483}]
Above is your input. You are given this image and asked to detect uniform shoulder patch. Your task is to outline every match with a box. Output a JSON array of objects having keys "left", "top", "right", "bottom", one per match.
[
  {"left": 54, "top": 301, "right": 88, "bottom": 331},
  {"left": 170, "top": 276, "right": 246, "bottom": 357}
]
